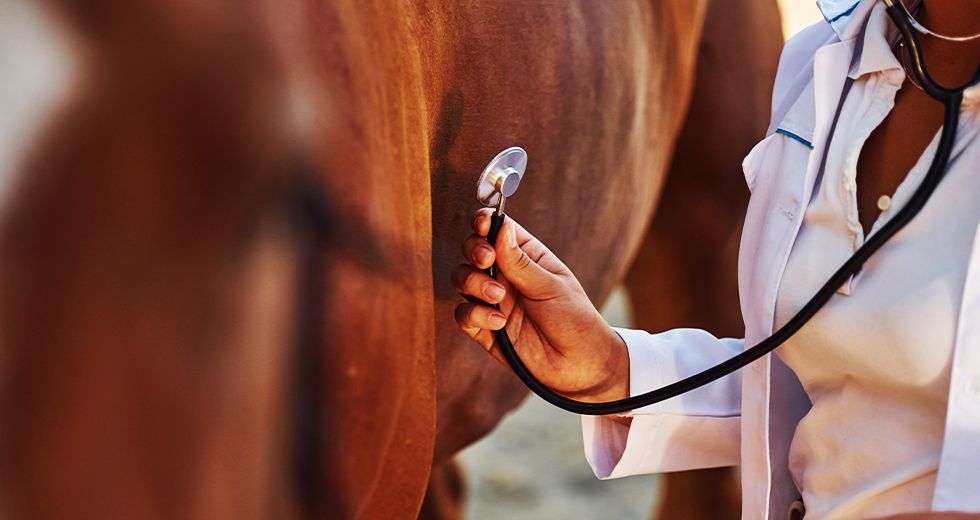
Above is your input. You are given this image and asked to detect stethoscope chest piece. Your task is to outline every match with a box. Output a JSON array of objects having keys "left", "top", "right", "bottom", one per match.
[{"left": 477, "top": 146, "right": 527, "bottom": 207}]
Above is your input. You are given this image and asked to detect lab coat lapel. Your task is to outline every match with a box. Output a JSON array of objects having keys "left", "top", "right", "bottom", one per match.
[
  {"left": 933, "top": 215, "right": 980, "bottom": 510},
  {"left": 764, "top": 38, "right": 855, "bottom": 339},
  {"left": 750, "top": 38, "right": 858, "bottom": 520}
]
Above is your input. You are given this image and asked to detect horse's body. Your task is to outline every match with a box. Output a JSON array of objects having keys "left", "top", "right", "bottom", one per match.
[
  {"left": 0, "top": 0, "right": 780, "bottom": 518},
  {"left": 0, "top": 1, "right": 308, "bottom": 517},
  {"left": 318, "top": 2, "right": 714, "bottom": 516}
]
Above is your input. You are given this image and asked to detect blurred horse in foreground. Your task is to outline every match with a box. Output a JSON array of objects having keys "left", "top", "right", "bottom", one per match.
[{"left": 0, "top": 0, "right": 779, "bottom": 517}]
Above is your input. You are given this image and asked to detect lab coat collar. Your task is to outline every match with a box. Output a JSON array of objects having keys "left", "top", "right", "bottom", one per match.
[
  {"left": 816, "top": 0, "right": 903, "bottom": 80},
  {"left": 848, "top": 1, "right": 904, "bottom": 80},
  {"left": 822, "top": 0, "right": 980, "bottom": 106},
  {"left": 816, "top": 0, "right": 877, "bottom": 40}
]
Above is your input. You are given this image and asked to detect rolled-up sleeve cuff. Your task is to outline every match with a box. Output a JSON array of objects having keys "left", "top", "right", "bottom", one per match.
[
  {"left": 582, "top": 413, "right": 740, "bottom": 478},
  {"left": 611, "top": 327, "right": 664, "bottom": 418},
  {"left": 582, "top": 413, "right": 659, "bottom": 478},
  {"left": 580, "top": 327, "right": 742, "bottom": 478}
]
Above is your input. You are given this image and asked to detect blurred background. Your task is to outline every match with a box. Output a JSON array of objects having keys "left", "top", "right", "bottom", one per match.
[{"left": 459, "top": 2, "right": 822, "bottom": 518}]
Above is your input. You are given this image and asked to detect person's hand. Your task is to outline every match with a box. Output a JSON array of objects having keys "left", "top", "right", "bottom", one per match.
[{"left": 451, "top": 208, "right": 629, "bottom": 403}]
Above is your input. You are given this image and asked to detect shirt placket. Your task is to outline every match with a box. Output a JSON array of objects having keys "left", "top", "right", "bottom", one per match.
[
  {"left": 841, "top": 76, "right": 900, "bottom": 244},
  {"left": 834, "top": 74, "right": 902, "bottom": 293}
]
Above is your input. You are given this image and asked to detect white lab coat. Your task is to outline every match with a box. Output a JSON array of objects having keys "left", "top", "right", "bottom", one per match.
[{"left": 581, "top": 1, "right": 980, "bottom": 518}]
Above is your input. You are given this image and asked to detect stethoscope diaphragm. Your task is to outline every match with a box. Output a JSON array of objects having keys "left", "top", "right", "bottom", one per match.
[{"left": 477, "top": 146, "right": 527, "bottom": 208}]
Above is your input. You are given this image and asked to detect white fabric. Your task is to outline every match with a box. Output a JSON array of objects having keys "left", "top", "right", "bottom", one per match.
[
  {"left": 580, "top": 1, "right": 980, "bottom": 518},
  {"left": 772, "top": 7, "right": 975, "bottom": 517}
]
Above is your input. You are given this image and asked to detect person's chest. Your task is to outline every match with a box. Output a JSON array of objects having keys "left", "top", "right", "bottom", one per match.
[
  {"left": 766, "top": 132, "right": 976, "bottom": 515},
  {"left": 856, "top": 79, "right": 947, "bottom": 235},
  {"left": 771, "top": 69, "right": 978, "bottom": 387}
]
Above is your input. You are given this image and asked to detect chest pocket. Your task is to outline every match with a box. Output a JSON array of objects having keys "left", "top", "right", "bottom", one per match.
[
  {"left": 741, "top": 126, "right": 813, "bottom": 195},
  {"left": 737, "top": 118, "right": 815, "bottom": 334},
  {"left": 743, "top": 61, "right": 818, "bottom": 194}
]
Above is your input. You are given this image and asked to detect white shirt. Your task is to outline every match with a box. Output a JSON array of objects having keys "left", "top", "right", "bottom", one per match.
[
  {"left": 580, "top": 1, "right": 980, "bottom": 519},
  {"left": 773, "top": 6, "right": 976, "bottom": 515}
]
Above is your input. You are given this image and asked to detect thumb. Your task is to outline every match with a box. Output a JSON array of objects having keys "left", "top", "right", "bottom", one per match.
[{"left": 494, "top": 219, "right": 559, "bottom": 296}]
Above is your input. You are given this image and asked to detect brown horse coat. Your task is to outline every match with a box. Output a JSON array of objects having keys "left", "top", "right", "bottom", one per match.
[
  {"left": 0, "top": 0, "right": 780, "bottom": 518},
  {"left": 1, "top": 0, "right": 307, "bottom": 517}
]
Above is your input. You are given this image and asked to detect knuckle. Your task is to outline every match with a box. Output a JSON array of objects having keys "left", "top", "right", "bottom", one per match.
[
  {"left": 514, "top": 251, "right": 533, "bottom": 271},
  {"left": 462, "top": 235, "right": 490, "bottom": 264},
  {"left": 473, "top": 209, "right": 493, "bottom": 233},
  {"left": 472, "top": 211, "right": 486, "bottom": 229},
  {"left": 463, "top": 269, "right": 482, "bottom": 293},
  {"left": 467, "top": 304, "right": 483, "bottom": 323},
  {"left": 454, "top": 303, "right": 472, "bottom": 325}
]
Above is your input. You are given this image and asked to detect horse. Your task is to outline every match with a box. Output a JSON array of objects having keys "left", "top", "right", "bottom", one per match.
[
  {"left": 0, "top": 0, "right": 781, "bottom": 517},
  {"left": 0, "top": 0, "right": 311, "bottom": 517}
]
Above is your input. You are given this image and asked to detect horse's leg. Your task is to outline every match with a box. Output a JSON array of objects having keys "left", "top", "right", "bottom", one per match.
[
  {"left": 656, "top": 468, "right": 743, "bottom": 520},
  {"left": 622, "top": 0, "right": 784, "bottom": 518},
  {"left": 418, "top": 460, "right": 465, "bottom": 520}
]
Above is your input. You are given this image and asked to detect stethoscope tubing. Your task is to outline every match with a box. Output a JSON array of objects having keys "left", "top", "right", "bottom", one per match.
[
  {"left": 483, "top": 4, "right": 977, "bottom": 416},
  {"left": 485, "top": 95, "right": 960, "bottom": 416}
]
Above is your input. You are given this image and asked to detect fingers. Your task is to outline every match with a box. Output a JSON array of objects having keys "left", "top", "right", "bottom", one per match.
[
  {"left": 451, "top": 264, "right": 506, "bottom": 303},
  {"left": 454, "top": 301, "right": 507, "bottom": 331},
  {"left": 453, "top": 303, "right": 511, "bottom": 367},
  {"left": 461, "top": 234, "right": 495, "bottom": 270},
  {"left": 494, "top": 219, "right": 558, "bottom": 295},
  {"left": 471, "top": 208, "right": 535, "bottom": 245},
  {"left": 471, "top": 208, "right": 495, "bottom": 236}
]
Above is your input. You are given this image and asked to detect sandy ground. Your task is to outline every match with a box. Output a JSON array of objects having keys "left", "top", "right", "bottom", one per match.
[{"left": 457, "top": 3, "right": 823, "bottom": 518}]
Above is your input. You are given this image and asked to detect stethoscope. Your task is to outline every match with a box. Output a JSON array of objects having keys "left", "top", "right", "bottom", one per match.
[{"left": 474, "top": 0, "right": 980, "bottom": 416}]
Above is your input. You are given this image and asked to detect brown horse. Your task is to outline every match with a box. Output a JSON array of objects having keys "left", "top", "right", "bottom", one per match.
[
  {"left": 280, "top": 0, "right": 781, "bottom": 516},
  {"left": 0, "top": 0, "right": 311, "bottom": 517},
  {"left": 0, "top": 0, "right": 780, "bottom": 518}
]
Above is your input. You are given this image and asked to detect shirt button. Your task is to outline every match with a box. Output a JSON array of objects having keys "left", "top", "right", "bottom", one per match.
[{"left": 877, "top": 195, "right": 892, "bottom": 211}]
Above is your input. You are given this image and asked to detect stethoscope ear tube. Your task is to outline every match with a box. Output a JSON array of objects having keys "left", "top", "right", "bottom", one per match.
[
  {"left": 483, "top": 98, "right": 965, "bottom": 417},
  {"left": 883, "top": 0, "right": 980, "bottom": 100}
]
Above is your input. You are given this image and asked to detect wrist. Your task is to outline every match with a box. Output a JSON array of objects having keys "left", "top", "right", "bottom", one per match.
[{"left": 577, "top": 328, "right": 630, "bottom": 404}]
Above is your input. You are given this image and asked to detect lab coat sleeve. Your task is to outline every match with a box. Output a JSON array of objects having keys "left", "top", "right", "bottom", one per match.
[{"left": 581, "top": 327, "right": 743, "bottom": 478}]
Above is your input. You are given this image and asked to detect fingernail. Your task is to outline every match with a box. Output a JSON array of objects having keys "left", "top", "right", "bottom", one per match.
[
  {"left": 483, "top": 282, "right": 505, "bottom": 301},
  {"left": 506, "top": 224, "right": 517, "bottom": 248},
  {"left": 489, "top": 313, "right": 507, "bottom": 329},
  {"left": 475, "top": 246, "right": 493, "bottom": 265}
]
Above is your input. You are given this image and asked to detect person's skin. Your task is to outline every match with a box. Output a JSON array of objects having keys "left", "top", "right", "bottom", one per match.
[
  {"left": 451, "top": 209, "right": 630, "bottom": 405},
  {"left": 856, "top": 0, "right": 980, "bottom": 234}
]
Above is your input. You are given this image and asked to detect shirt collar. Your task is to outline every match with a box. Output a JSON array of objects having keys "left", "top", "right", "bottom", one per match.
[
  {"left": 818, "top": 0, "right": 980, "bottom": 107},
  {"left": 816, "top": 0, "right": 877, "bottom": 40},
  {"left": 849, "top": 1, "right": 904, "bottom": 79},
  {"left": 816, "top": 0, "right": 903, "bottom": 79}
]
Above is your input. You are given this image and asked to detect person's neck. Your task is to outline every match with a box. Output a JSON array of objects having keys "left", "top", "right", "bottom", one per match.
[{"left": 913, "top": 0, "right": 980, "bottom": 88}]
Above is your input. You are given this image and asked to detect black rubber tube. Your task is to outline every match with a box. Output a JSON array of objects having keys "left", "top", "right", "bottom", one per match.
[{"left": 484, "top": 93, "right": 964, "bottom": 416}]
